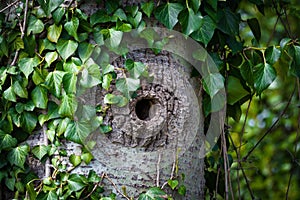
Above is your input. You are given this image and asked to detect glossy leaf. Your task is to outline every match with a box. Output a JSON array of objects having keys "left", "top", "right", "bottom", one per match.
[
  {"left": 27, "top": 15, "right": 44, "bottom": 35},
  {"left": 189, "top": 0, "right": 201, "bottom": 13},
  {"left": 191, "top": 15, "right": 216, "bottom": 46},
  {"left": 56, "top": 39, "right": 78, "bottom": 61},
  {"left": 253, "top": 63, "right": 277, "bottom": 95},
  {"left": 21, "top": 111, "right": 37, "bottom": 132},
  {"left": 70, "top": 154, "right": 81, "bottom": 167},
  {"left": 45, "top": 51, "right": 58, "bottom": 66},
  {"left": 67, "top": 174, "right": 86, "bottom": 192},
  {"left": 31, "top": 85, "right": 48, "bottom": 109},
  {"left": 37, "top": 0, "right": 64, "bottom": 16},
  {"left": 52, "top": 7, "right": 65, "bottom": 24},
  {"left": 247, "top": 18, "right": 261, "bottom": 42},
  {"left": 102, "top": 74, "right": 112, "bottom": 90},
  {"left": 138, "top": 187, "right": 167, "bottom": 200},
  {"left": 154, "top": 2, "right": 184, "bottom": 29},
  {"left": 3, "top": 86, "right": 17, "bottom": 102},
  {"left": 0, "top": 130, "right": 17, "bottom": 150},
  {"left": 36, "top": 190, "right": 58, "bottom": 200},
  {"left": 128, "top": 11, "right": 142, "bottom": 28},
  {"left": 240, "top": 61, "right": 254, "bottom": 88},
  {"left": 80, "top": 63, "right": 101, "bottom": 88},
  {"left": 13, "top": 81, "right": 28, "bottom": 98},
  {"left": 167, "top": 179, "right": 179, "bottom": 190},
  {"left": 90, "top": 10, "right": 111, "bottom": 26},
  {"left": 58, "top": 94, "right": 78, "bottom": 118},
  {"left": 178, "top": 8, "right": 201, "bottom": 35},
  {"left": 64, "top": 17, "right": 79, "bottom": 40},
  {"left": 113, "top": 8, "right": 127, "bottom": 21},
  {"left": 78, "top": 42, "right": 94, "bottom": 63},
  {"left": 32, "top": 145, "right": 48, "bottom": 160},
  {"left": 116, "top": 78, "right": 140, "bottom": 99},
  {"left": 65, "top": 120, "right": 98, "bottom": 144},
  {"left": 202, "top": 73, "right": 225, "bottom": 97},
  {"left": 265, "top": 46, "right": 281, "bottom": 65},
  {"left": 217, "top": 8, "right": 240, "bottom": 35},
  {"left": 18, "top": 56, "right": 40, "bottom": 78},
  {"left": 63, "top": 73, "right": 77, "bottom": 94},
  {"left": 178, "top": 185, "right": 187, "bottom": 196},
  {"left": 45, "top": 71, "right": 66, "bottom": 97},
  {"left": 227, "top": 76, "right": 249, "bottom": 105},
  {"left": 47, "top": 24, "right": 62, "bottom": 43},
  {"left": 7, "top": 144, "right": 30, "bottom": 168},
  {"left": 141, "top": 1, "right": 154, "bottom": 18},
  {"left": 125, "top": 59, "right": 147, "bottom": 79}
]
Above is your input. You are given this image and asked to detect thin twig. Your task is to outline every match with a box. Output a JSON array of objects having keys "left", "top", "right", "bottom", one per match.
[
  {"left": 11, "top": 0, "right": 28, "bottom": 66},
  {"left": 43, "top": 124, "right": 51, "bottom": 178},
  {"left": 156, "top": 153, "right": 161, "bottom": 187},
  {"left": 0, "top": 0, "right": 19, "bottom": 13},
  {"left": 104, "top": 173, "right": 130, "bottom": 200},
  {"left": 243, "top": 87, "right": 295, "bottom": 161},
  {"left": 267, "top": 16, "right": 280, "bottom": 46},
  {"left": 271, "top": 0, "right": 292, "bottom": 38},
  {"left": 221, "top": 129, "right": 229, "bottom": 200}
]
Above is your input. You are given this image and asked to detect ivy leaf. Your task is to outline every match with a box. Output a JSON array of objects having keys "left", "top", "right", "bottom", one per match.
[
  {"left": 65, "top": 120, "right": 95, "bottom": 144},
  {"left": 63, "top": 73, "right": 77, "bottom": 94},
  {"left": 64, "top": 17, "right": 79, "bottom": 40},
  {"left": 31, "top": 85, "right": 48, "bottom": 109},
  {"left": 53, "top": 7, "right": 65, "bottom": 24},
  {"left": 240, "top": 60, "right": 254, "bottom": 88},
  {"left": 69, "top": 154, "right": 81, "bottom": 167},
  {"left": 27, "top": 15, "right": 44, "bottom": 35},
  {"left": 116, "top": 78, "right": 140, "bottom": 99},
  {"left": 37, "top": 0, "right": 64, "bottom": 17},
  {"left": 32, "top": 145, "right": 48, "bottom": 160},
  {"left": 289, "top": 45, "right": 300, "bottom": 78},
  {"left": 45, "top": 71, "right": 66, "bottom": 97},
  {"left": 265, "top": 46, "right": 281, "bottom": 65},
  {"left": 247, "top": 18, "right": 261, "bottom": 42},
  {"left": 141, "top": 1, "right": 154, "bottom": 18},
  {"left": 178, "top": 185, "right": 187, "bottom": 196},
  {"left": 45, "top": 51, "right": 58, "bottom": 66},
  {"left": 58, "top": 94, "right": 78, "bottom": 118},
  {"left": 81, "top": 152, "right": 93, "bottom": 164},
  {"left": 106, "top": 29, "right": 123, "bottom": 49},
  {"left": 189, "top": 0, "right": 201, "bottom": 13},
  {"left": 0, "top": 130, "right": 17, "bottom": 150},
  {"left": 128, "top": 11, "right": 142, "bottom": 28},
  {"left": 90, "top": 10, "right": 111, "bottom": 26},
  {"left": 227, "top": 76, "right": 249, "bottom": 105},
  {"left": 33, "top": 68, "right": 48, "bottom": 85},
  {"left": 7, "top": 144, "right": 30, "bottom": 168},
  {"left": 102, "top": 74, "right": 112, "bottom": 90},
  {"left": 67, "top": 174, "right": 86, "bottom": 192},
  {"left": 3, "top": 86, "right": 17, "bottom": 102},
  {"left": 154, "top": 2, "right": 184, "bottom": 29},
  {"left": 253, "top": 63, "right": 277, "bottom": 95},
  {"left": 125, "top": 60, "right": 147, "bottom": 79},
  {"left": 78, "top": 42, "right": 94, "bottom": 63},
  {"left": 36, "top": 190, "right": 58, "bottom": 200},
  {"left": 138, "top": 187, "right": 167, "bottom": 200},
  {"left": 202, "top": 73, "right": 225, "bottom": 97},
  {"left": 191, "top": 15, "right": 216, "bottom": 46},
  {"left": 13, "top": 81, "right": 28, "bottom": 98},
  {"left": 18, "top": 56, "right": 40, "bottom": 78},
  {"left": 178, "top": 8, "right": 202, "bottom": 35},
  {"left": 167, "top": 179, "right": 179, "bottom": 190},
  {"left": 80, "top": 63, "right": 101, "bottom": 88},
  {"left": 47, "top": 24, "right": 62, "bottom": 43},
  {"left": 56, "top": 39, "right": 78, "bottom": 61},
  {"left": 113, "top": 8, "right": 127, "bottom": 21},
  {"left": 102, "top": 64, "right": 114, "bottom": 75},
  {"left": 21, "top": 111, "right": 37, "bottom": 133},
  {"left": 104, "top": 94, "right": 128, "bottom": 106},
  {"left": 217, "top": 8, "right": 240, "bottom": 35}
]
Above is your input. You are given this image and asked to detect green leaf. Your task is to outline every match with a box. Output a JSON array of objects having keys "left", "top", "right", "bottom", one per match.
[
  {"left": 36, "top": 190, "right": 58, "bottom": 200},
  {"left": 81, "top": 152, "right": 93, "bottom": 164},
  {"left": 13, "top": 37, "right": 24, "bottom": 51},
  {"left": 113, "top": 8, "right": 127, "bottom": 21},
  {"left": 45, "top": 71, "right": 66, "bottom": 97},
  {"left": 27, "top": 15, "right": 44, "bottom": 35},
  {"left": 189, "top": 0, "right": 201, "bottom": 13},
  {"left": 45, "top": 51, "right": 58, "bottom": 66},
  {"left": 26, "top": 183, "right": 37, "bottom": 200},
  {"left": 116, "top": 78, "right": 140, "bottom": 99},
  {"left": 105, "top": 29, "right": 123, "bottom": 49},
  {"left": 5, "top": 177, "right": 15, "bottom": 191},
  {"left": 58, "top": 94, "right": 78, "bottom": 118},
  {"left": 191, "top": 15, "right": 216, "bottom": 46},
  {"left": 52, "top": 7, "right": 65, "bottom": 24},
  {"left": 141, "top": 1, "right": 154, "bottom": 18},
  {"left": 102, "top": 74, "right": 112, "bottom": 90},
  {"left": 7, "top": 144, "right": 30, "bottom": 168},
  {"left": 265, "top": 46, "right": 281, "bottom": 65},
  {"left": 154, "top": 2, "right": 184, "bottom": 29},
  {"left": 37, "top": 0, "right": 64, "bottom": 17},
  {"left": 32, "top": 145, "right": 48, "bottom": 160},
  {"left": 125, "top": 60, "right": 147, "bottom": 79},
  {"left": 21, "top": 111, "right": 37, "bottom": 132},
  {"left": 217, "top": 8, "right": 240, "bottom": 35},
  {"left": 67, "top": 174, "right": 86, "bottom": 192},
  {"left": 39, "top": 38, "right": 55, "bottom": 54},
  {"left": 63, "top": 73, "right": 77, "bottom": 94},
  {"left": 128, "top": 11, "right": 142, "bottom": 28},
  {"left": 253, "top": 63, "right": 277, "bottom": 95},
  {"left": 56, "top": 117, "right": 71, "bottom": 137},
  {"left": 47, "top": 24, "right": 62, "bottom": 43},
  {"left": 99, "top": 125, "right": 112, "bottom": 134},
  {"left": 116, "top": 21, "right": 132, "bottom": 32},
  {"left": 3, "top": 86, "right": 17, "bottom": 102},
  {"left": 289, "top": 45, "right": 300, "bottom": 78},
  {"left": 78, "top": 42, "right": 94, "bottom": 63},
  {"left": 0, "top": 130, "right": 17, "bottom": 150},
  {"left": 56, "top": 39, "right": 78, "bottom": 61},
  {"left": 64, "top": 17, "right": 79, "bottom": 40},
  {"left": 24, "top": 35, "right": 36, "bottom": 57},
  {"left": 18, "top": 56, "right": 40, "bottom": 78},
  {"left": 202, "top": 73, "right": 225, "bottom": 97},
  {"left": 13, "top": 81, "right": 28, "bottom": 98},
  {"left": 227, "top": 76, "right": 249, "bottom": 105},
  {"left": 104, "top": 94, "right": 121, "bottom": 104},
  {"left": 178, "top": 8, "right": 202, "bottom": 35},
  {"left": 90, "top": 10, "right": 112, "bottom": 26},
  {"left": 80, "top": 63, "right": 101, "bottom": 88},
  {"left": 31, "top": 85, "right": 48, "bottom": 109},
  {"left": 178, "top": 185, "right": 186, "bottom": 196},
  {"left": 70, "top": 154, "right": 81, "bottom": 167},
  {"left": 138, "top": 187, "right": 167, "bottom": 200},
  {"left": 167, "top": 179, "right": 179, "bottom": 190},
  {"left": 247, "top": 18, "right": 261, "bottom": 42},
  {"left": 102, "top": 64, "right": 114, "bottom": 74},
  {"left": 33, "top": 68, "right": 48, "bottom": 85},
  {"left": 240, "top": 61, "right": 254, "bottom": 88}
]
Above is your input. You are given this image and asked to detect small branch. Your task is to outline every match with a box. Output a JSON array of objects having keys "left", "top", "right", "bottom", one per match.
[
  {"left": 243, "top": 86, "right": 295, "bottom": 161},
  {"left": 104, "top": 173, "right": 130, "bottom": 200},
  {"left": 156, "top": 153, "right": 161, "bottom": 187},
  {"left": 43, "top": 124, "right": 51, "bottom": 178},
  {"left": 0, "top": 0, "right": 20, "bottom": 13},
  {"left": 267, "top": 16, "right": 280, "bottom": 46}
]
